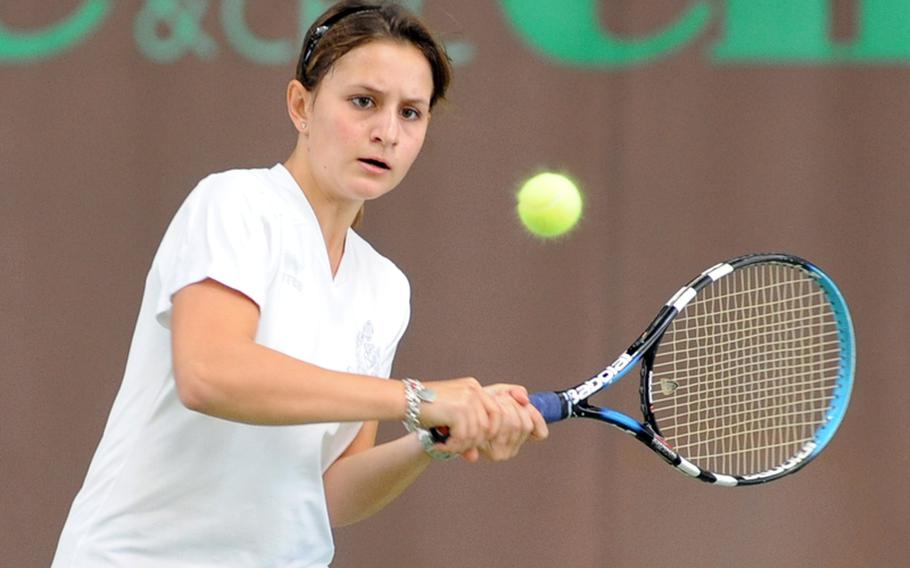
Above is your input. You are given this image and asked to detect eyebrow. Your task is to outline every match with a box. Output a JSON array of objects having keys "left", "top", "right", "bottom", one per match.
[{"left": 349, "top": 84, "right": 430, "bottom": 108}]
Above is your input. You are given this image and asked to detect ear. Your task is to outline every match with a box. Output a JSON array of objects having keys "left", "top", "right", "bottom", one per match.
[{"left": 286, "top": 79, "right": 312, "bottom": 134}]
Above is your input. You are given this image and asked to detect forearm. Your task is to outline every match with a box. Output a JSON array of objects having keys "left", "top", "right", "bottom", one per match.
[
  {"left": 175, "top": 339, "right": 406, "bottom": 425},
  {"left": 170, "top": 282, "right": 510, "bottom": 447},
  {"left": 323, "top": 433, "right": 433, "bottom": 527}
]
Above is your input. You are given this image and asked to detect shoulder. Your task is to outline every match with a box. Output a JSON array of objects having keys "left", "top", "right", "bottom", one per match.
[
  {"left": 157, "top": 167, "right": 288, "bottom": 257},
  {"left": 185, "top": 167, "right": 281, "bottom": 214}
]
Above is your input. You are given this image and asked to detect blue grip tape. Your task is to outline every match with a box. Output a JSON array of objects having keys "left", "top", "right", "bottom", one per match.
[{"left": 529, "top": 391, "right": 569, "bottom": 423}]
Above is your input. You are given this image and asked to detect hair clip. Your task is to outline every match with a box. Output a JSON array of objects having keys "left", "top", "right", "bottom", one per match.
[{"left": 301, "top": 6, "right": 381, "bottom": 71}]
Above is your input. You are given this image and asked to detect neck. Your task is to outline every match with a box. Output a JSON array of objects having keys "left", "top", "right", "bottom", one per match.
[{"left": 283, "top": 151, "right": 360, "bottom": 276}]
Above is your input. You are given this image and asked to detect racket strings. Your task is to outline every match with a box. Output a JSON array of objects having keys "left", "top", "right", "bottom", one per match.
[
  {"left": 684, "top": 436, "right": 826, "bottom": 462},
  {"left": 662, "top": 392, "right": 835, "bottom": 444},
  {"left": 656, "top": 318, "right": 838, "bottom": 351},
  {"left": 656, "top": 288, "right": 836, "bottom": 352},
  {"left": 650, "top": 353, "right": 840, "bottom": 404},
  {"left": 652, "top": 375, "right": 836, "bottom": 422},
  {"left": 649, "top": 263, "right": 843, "bottom": 477},
  {"left": 650, "top": 341, "right": 842, "bottom": 372}
]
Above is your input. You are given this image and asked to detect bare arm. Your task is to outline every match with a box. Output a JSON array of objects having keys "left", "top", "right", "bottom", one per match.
[
  {"left": 170, "top": 279, "right": 500, "bottom": 453},
  {"left": 171, "top": 279, "right": 406, "bottom": 424},
  {"left": 323, "top": 423, "right": 433, "bottom": 527},
  {"left": 323, "top": 389, "right": 549, "bottom": 527}
]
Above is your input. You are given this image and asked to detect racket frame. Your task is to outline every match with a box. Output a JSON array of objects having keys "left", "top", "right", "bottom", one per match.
[{"left": 535, "top": 253, "right": 855, "bottom": 486}]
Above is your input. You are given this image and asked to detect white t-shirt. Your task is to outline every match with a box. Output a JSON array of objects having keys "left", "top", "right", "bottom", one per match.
[{"left": 52, "top": 164, "right": 411, "bottom": 568}]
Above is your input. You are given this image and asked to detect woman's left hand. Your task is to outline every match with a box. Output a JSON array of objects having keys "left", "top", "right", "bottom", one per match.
[{"left": 477, "top": 384, "right": 549, "bottom": 461}]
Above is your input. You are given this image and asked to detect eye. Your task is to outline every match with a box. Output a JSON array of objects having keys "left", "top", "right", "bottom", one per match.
[
  {"left": 401, "top": 107, "right": 422, "bottom": 121},
  {"left": 351, "top": 96, "right": 374, "bottom": 109}
]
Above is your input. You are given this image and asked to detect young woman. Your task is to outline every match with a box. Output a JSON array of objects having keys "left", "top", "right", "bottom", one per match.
[{"left": 52, "top": 2, "right": 547, "bottom": 567}]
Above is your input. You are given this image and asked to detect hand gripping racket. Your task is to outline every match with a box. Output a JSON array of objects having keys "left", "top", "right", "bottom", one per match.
[{"left": 440, "top": 253, "right": 855, "bottom": 486}]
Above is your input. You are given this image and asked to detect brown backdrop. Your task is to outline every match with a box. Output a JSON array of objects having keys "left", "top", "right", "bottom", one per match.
[{"left": 3, "top": 2, "right": 909, "bottom": 567}]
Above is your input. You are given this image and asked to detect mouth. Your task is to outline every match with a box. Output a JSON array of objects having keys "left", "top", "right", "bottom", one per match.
[{"left": 358, "top": 157, "right": 391, "bottom": 171}]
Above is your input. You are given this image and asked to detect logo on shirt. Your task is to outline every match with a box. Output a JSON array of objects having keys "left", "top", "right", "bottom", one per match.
[
  {"left": 350, "top": 320, "right": 381, "bottom": 376},
  {"left": 281, "top": 272, "right": 303, "bottom": 292}
]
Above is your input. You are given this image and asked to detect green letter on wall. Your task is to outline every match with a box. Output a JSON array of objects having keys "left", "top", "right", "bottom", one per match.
[
  {"left": 714, "top": 0, "right": 910, "bottom": 63},
  {"left": 848, "top": 0, "right": 910, "bottom": 61},
  {"left": 500, "top": 0, "right": 711, "bottom": 68},
  {"left": 714, "top": 0, "right": 835, "bottom": 61},
  {"left": 0, "top": 0, "right": 110, "bottom": 63}
]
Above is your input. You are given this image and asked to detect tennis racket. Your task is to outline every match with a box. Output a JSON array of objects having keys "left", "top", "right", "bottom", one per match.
[{"left": 440, "top": 253, "right": 855, "bottom": 486}]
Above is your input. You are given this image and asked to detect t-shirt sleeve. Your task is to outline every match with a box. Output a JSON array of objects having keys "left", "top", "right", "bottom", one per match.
[
  {"left": 376, "top": 271, "right": 411, "bottom": 378},
  {"left": 154, "top": 174, "right": 280, "bottom": 328}
]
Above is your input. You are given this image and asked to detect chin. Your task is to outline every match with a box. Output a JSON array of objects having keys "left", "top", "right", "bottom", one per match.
[{"left": 352, "top": 179, "right": 400, "bottom": 201}]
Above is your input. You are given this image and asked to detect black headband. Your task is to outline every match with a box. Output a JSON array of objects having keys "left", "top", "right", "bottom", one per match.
[{"left": 301, "top": 5, "right": 382, "bottom": 73}]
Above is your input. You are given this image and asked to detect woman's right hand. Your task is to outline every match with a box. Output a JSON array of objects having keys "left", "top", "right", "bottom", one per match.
[{"left": 417, "top": 377, "right": 502, "bottom": 462}]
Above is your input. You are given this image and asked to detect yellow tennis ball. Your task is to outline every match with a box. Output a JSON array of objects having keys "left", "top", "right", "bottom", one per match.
[{"left": 516, "top": 172, "right": 583, "bottom": 238}]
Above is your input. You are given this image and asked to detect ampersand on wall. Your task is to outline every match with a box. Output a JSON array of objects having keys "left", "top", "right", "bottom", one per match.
[{"left": 134, "top": 0, "right": 217, "bottom": 62}]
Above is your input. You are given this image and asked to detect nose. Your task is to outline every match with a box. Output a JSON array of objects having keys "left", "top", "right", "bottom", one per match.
[{"left": 370, "top": 108, "right": 399, "bottom": 147}]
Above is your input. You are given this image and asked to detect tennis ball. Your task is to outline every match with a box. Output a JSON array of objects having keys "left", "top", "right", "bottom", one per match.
[{"left": 516, "top": 172, "right": 583, "bottom": 238}]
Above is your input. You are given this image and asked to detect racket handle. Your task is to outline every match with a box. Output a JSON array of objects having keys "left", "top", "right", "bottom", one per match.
[
  {"left": 529, "top": 391, "right": 570, "bottom": 423},
  {"left": 429, "top": 426, "right": 449, "bottom": 443},
  {"left": 429, "top": 390, "right": 568, "bottom": 442}
]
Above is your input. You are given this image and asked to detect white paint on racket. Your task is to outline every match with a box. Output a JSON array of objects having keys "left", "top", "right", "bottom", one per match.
[
  {"left": 712, "top": 474, "right": 738, "bottom": 487},
  {"left": 667, "top": 286, "right": 697, "bottom": 311},
  {"left": 703, "top": 262, "right": 734, "bottom": 281},
  {"left": 675, "top": 457, "right": 701, "bottom": 478}
]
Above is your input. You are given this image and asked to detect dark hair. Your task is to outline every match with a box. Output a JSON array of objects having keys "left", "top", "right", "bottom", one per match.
[{"left": 296, "top": 0, "right": 452, "bottom": 108}]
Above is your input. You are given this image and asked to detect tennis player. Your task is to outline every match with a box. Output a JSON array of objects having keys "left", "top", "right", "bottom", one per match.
[{"left": 52, "top": 2, "right": 547, "bottom": 566}]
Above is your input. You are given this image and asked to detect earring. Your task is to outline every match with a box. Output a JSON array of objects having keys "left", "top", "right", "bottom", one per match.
[{"left": 300, "top": 121, "right": 307, "bottom": 130}]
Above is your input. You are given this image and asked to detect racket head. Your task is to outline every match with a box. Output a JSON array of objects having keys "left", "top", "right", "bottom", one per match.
[{"left": 640, "top": 253, "right": 855, "bottom": 485}]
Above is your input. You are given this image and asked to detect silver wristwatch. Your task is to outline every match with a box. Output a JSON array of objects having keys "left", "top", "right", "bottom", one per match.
[
  {"left": 402, "top": 378, "right": 434, "bottom": 433},
  {"left": 416, "top": 428, "right": 457, "bottom": 461},
  {"left": 402, "top": 378, "right": 456, "bottom": 461}
]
